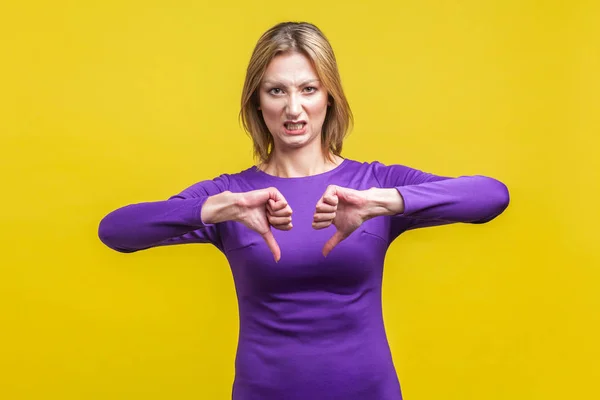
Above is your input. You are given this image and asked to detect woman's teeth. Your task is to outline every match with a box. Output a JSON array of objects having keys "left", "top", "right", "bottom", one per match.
[{"left": 286, "top": 123, "right": 304, "bottom": 130}]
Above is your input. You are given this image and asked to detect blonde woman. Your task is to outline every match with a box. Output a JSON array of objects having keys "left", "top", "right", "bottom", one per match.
[{"left": 98, "top": 21, "right": 509, "bottom": 400}]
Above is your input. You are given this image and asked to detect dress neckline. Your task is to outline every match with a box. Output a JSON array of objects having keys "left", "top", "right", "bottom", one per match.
[{"left": 251, "top": 158, "right": 350, "bottom": 181}]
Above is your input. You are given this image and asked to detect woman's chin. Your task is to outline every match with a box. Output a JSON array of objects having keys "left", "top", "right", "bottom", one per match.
[
  {"left": 271, "top": 129, "right": 322, "bottom": 151},
  {"left": 275, "top": 136, "right": 313, "bottom": 150}
]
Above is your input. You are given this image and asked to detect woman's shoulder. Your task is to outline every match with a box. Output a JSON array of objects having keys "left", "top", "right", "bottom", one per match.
[
  {"left": 340, "top": 158, "right": 417, "bottom": 176},
  {"left": 338, "top": 158, "right": 441, "bottom": 189},
  {"left": 193, "top": 164, "right": 269, "bottom": 192}
]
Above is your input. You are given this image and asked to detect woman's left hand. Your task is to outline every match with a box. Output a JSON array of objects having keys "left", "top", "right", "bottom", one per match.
[{"left": 313, "top": 185, "right": 404, "bottom": 256}]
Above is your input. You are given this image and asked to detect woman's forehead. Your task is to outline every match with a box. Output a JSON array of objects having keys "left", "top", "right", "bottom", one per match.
[{"left": 262, "top": 53, "right": 319, "bottom": 85}]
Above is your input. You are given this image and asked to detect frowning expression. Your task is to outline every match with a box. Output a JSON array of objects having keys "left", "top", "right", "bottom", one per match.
[{"left": 258, "top": 51, "right": 330, "bottom": 152}]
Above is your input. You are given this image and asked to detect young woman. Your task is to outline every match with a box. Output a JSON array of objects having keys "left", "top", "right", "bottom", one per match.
[{"left": 98, "top": 21, "right": 510, "bottom": 400}]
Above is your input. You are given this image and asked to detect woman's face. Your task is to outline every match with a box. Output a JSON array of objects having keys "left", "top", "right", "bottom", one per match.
[{"left": 258, "top": 51, "right": 329, "bottom": 153}]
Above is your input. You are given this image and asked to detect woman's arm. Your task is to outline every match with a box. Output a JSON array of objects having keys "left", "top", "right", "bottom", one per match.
[
  {"left": 371, "top": 162, "right": 510, "bottom": 237},
  {"left": 98, "top": 175, "right": 232, "bottom": 253}
]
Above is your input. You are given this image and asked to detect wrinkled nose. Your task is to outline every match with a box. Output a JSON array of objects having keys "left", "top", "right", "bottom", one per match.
[{"left": 286, "top": 94, "right": 302, "bottom": 118}]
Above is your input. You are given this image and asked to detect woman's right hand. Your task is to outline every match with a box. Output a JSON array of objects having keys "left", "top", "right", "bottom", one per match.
[{"left": 201, "top": 187, "right": 293, "bottom": 262}]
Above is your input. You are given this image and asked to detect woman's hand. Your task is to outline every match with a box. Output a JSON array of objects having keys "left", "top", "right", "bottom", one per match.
[
  {"left": 313, "top": 185, "right": 404, "bottom": 256},
  {"left": 202, "top": 187, "right": 292, "bottom": 262}
]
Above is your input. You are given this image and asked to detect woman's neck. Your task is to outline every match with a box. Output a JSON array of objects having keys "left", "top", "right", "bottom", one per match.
[{"left": 259, "top": 148, "right": 344, "bottom": 178}]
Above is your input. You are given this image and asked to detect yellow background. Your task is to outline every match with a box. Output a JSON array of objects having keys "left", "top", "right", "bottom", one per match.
[{"left": 1, "top": 1, "right": 598, "bottom": 399}]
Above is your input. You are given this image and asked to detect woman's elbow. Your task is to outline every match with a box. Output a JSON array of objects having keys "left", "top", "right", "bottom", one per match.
[
  {"left": 474, "top": 177, "right": 510, "bottom": 224},
  {"left": 491, "top": 178, "right": 510, "bottom": 214},
  {"left": 97, "top": 212, "right": 137, "bottom": 253}
]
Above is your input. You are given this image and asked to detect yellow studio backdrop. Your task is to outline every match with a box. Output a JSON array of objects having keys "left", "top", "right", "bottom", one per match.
[{"left": 1, "top": 1, "right": 598, "bottom": 399}]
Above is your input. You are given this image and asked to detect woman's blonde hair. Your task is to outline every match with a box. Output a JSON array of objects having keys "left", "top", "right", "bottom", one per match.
[{"left": 239, "top": 22, "right": 353, "bottom": 164}]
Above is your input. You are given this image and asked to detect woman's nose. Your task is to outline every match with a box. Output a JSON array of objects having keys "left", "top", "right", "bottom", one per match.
[{"left": 285, "top": 94, "right": 302, "bottom": 117}]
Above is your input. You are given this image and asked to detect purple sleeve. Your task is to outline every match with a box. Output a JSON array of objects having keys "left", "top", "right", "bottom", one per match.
[
  {"left": 372, "top": 162, "right": 510, "bottom": 237},
  {"left": 98, "top": 174, "right": 230, "bottom": 253}
]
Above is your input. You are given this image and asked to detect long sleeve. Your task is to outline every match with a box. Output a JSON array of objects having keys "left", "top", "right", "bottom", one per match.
[
  {"left": 371, "top": 162, "right": 510, "bottom": 239},
  {"left": 97, "top": 174, "right": 230, "bottom": 253}
]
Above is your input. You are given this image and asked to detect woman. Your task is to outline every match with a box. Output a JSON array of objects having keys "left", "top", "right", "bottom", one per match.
[{"left": 98, "top": 21, "right": 509, "bottom": 400}]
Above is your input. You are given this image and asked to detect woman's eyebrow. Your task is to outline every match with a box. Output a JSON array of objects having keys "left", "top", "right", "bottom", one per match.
[{"left": 262, "top": 79, "right": 320, "bottom": 87}]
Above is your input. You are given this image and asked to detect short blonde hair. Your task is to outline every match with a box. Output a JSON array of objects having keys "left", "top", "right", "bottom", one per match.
[{"left": 239, "top": 22, "right": 353, "bottom": 163}]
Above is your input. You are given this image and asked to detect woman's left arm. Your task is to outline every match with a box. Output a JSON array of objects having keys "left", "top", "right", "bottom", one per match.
[{"left": 369, "top": 162, "right": 510, "bottom": 233}]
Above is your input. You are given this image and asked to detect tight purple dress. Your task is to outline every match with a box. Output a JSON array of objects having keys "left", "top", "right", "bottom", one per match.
[{"left": 98, "top": 159, "right": 510, "bottom": 399}]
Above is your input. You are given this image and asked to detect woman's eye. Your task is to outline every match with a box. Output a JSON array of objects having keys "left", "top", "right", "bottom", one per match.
[{"left": 268, "top": 87, "right": 316, "bottom": 95}]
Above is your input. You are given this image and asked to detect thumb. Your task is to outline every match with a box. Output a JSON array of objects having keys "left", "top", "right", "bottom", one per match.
[
  {"left": 261, "top": 228, "right": 281, "bottom": 262},
  {"left": 322, "top": 230, "right": 346, "bottom": 257}
]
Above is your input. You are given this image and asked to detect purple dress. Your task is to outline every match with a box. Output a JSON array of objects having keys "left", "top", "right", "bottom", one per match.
[{"left": 98, "top": 159, "right": 509, "bottom": 399}]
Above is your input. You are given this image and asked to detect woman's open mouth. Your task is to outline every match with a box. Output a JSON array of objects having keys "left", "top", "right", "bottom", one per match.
[{"left": 283, "top": 121, "right": 307, "bottom": 135}]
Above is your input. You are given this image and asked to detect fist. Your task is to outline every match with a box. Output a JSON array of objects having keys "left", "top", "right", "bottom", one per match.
[
  {"left": 234, "top": 187, "right": 292, "bottom": 262},
  {"left": 313, "top": 185, "right": 370, "bottom": 257},
  {"left": 266, "top": 196, "right": 293, "bottom": 231}
]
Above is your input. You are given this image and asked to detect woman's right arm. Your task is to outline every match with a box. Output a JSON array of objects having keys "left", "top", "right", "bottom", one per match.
[{"left": 98, "top": 175, "right": 233, "bottom": 253}]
